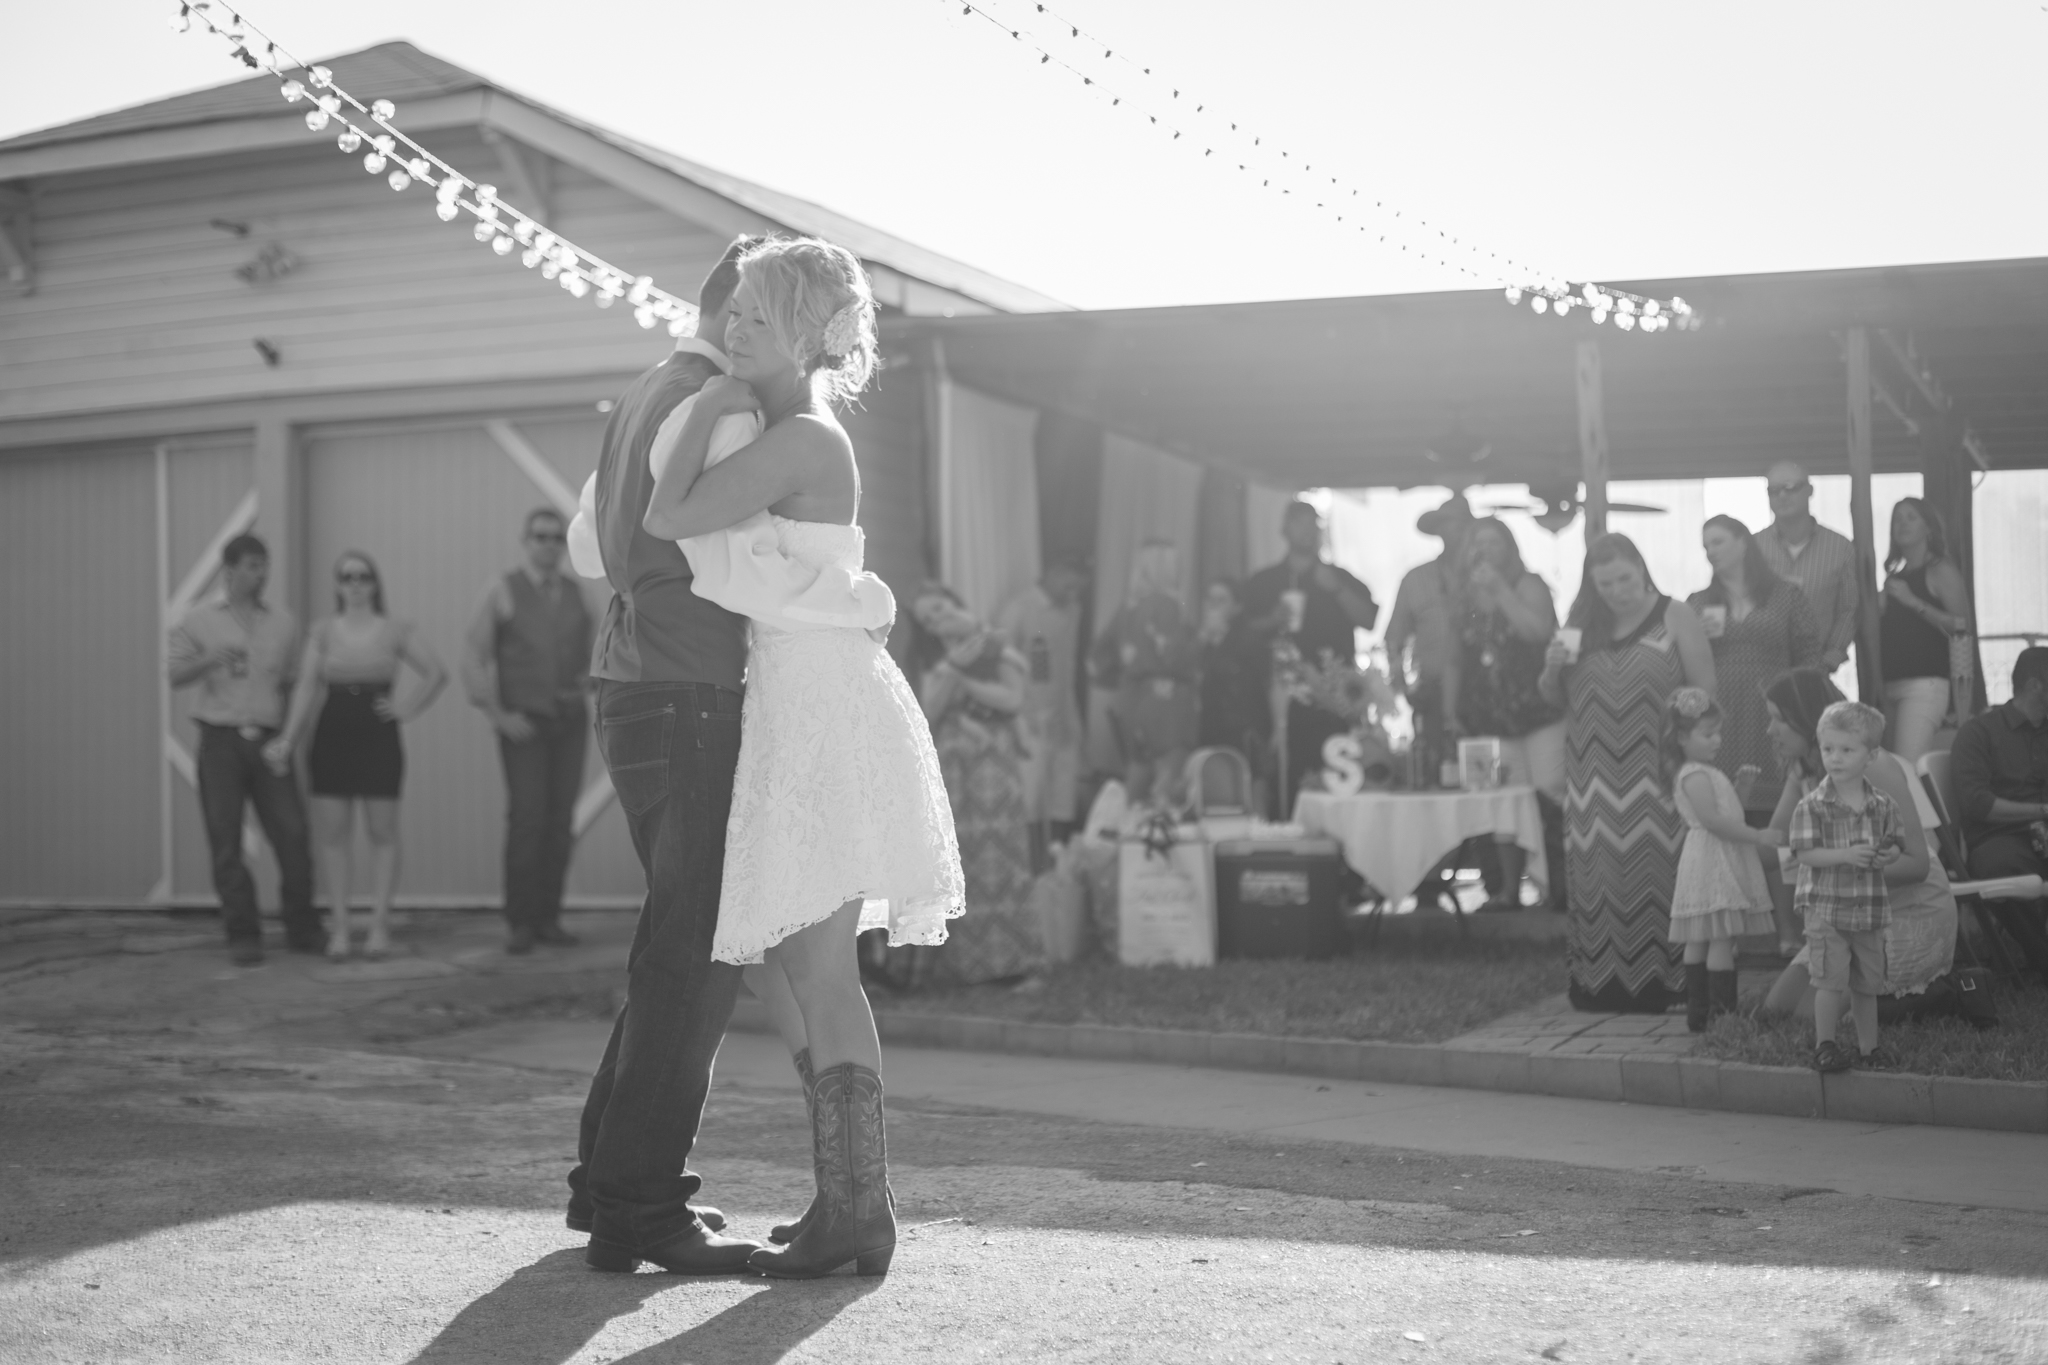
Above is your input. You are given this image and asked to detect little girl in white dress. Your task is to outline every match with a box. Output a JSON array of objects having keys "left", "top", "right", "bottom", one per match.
[{"left": 1662, "top": 687, "right": 1780, "bottom": 1032}]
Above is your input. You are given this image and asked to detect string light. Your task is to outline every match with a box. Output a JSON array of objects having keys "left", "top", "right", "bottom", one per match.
[
  {"left": 166, "top": 2, "right": 701, "bottom": 337},
  {"left": 940, "top": 0, "right": 1703, "bottom": 332}
]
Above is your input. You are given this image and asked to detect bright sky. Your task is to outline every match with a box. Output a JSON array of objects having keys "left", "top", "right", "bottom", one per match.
[{"left": 4, "top": 0, "right": 2045, "bottom": 310}]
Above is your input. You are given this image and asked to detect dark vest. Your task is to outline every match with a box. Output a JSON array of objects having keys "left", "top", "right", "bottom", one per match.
[
  {"left": 590, "top": 353, "right": 748, "bottom": 689},
  {"left": 495, "top": 570, "right": 592, "bottom": 715}
]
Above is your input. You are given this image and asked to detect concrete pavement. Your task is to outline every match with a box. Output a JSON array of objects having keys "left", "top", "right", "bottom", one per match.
[{"left": 418, "top": 1020, "right": 2048, "bottom": 1215}]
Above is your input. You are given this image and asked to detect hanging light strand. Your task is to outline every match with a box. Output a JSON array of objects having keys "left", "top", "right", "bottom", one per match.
[
  {"left": 166, "top": 1, "right": 700, "bottom": 335},
  {"left": 941, "top": 0, "right": 1700, "bottom": 332}
]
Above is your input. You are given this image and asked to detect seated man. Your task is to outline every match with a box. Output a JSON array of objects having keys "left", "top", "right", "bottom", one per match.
[{"left": 1950, "top": 645, "right": 2048, "bottom": 978}]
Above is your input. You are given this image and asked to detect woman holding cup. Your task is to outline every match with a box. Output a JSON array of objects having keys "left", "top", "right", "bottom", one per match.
[
  {"left": 1539, "top": 533, "right": 1716, "bottom": 1012},
  {"left": 1685, "top": 514, "right": 1821, "bottom": 954}
]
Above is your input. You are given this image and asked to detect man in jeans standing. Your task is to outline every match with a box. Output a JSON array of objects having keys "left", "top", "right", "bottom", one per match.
[
  {"left": 166, "top": 533, "right": 320, "bottom": 965},
  {"left": 559, "top": 237, "right": 764, "bottom": 1273},
  {"left": 463, "top": 508, "right": 593, "bottom": 954}
]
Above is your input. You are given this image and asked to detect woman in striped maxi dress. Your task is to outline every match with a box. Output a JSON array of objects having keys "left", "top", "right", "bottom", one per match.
[{"left": 1539, "top": 534, "right": 1718, "bottom": 1012}]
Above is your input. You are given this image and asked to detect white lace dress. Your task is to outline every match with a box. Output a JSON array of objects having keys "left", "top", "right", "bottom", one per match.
[
  {"left": 1669, "top": 761, "right": 1775, "bottom": 943},
  {"left": 709, "top": 517, "right": 965, "bottom": 964}
]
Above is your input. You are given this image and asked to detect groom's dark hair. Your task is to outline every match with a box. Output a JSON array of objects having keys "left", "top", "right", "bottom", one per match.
[{"left": 699, "top": 233, "right": 772, "bottom": 320}]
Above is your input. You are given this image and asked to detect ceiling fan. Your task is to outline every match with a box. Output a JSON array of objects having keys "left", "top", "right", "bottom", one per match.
[{"left": 1484, "top": 478, "right": 1666, "bottom": 532}]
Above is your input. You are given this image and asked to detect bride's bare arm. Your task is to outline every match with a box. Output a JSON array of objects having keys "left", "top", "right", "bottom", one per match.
[{"left": 645, "top": 406, "right": 842, "bottom": 541}]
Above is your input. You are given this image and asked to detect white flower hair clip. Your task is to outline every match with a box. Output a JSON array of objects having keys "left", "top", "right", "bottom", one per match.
[
  {"left": 822, "top": 301, "right": 865, "bottom": 359},
  {"left": 1671, "top": 687, "right": 1713, "bottom": 719}
]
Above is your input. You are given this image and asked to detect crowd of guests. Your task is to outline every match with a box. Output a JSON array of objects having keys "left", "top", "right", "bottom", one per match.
[
  {"left": 171, "top": 467, "right": 2047, "bottom": 1031},
  {"left": 167, "top": 509, "right": 602, "bottom": 966}
]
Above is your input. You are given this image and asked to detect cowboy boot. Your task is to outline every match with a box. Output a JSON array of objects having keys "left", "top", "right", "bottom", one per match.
[
  {"left": 749, "top": 1062, "right": 896, "bottom": 1279},
  {"left": 1707, "top": 969, "right": 1739, "bottom": 1022},
  {"left": 769, "top": 1049, "right": 816, "bottom": 1245},
  {"left": 1684, "top": 962, "right": 1710, "bottom": 1033}
]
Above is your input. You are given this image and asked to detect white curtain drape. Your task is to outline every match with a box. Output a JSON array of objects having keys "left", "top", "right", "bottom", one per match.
[
  {"left": 1091, "top": 432, "right": 1205, "bottom": 629},
  {"left": 1244, "top": 482, "right": 1295, "bottom": 579},
  {"left": 936, "top": 379, "right": 1041, "bottom": 621}
]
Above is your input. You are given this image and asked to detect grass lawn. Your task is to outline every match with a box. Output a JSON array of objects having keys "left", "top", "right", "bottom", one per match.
[
  {"left": 1697, "top": 980, "right": 2048, "bottom": 1083},
  {"left": 874, "top": 935, "right": 1567, "bottom": 1045}
]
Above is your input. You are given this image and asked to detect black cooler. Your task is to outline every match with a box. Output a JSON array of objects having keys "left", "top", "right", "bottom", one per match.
[{"left": 1212, "top": 836, "right": 1348, "bottom": 959}]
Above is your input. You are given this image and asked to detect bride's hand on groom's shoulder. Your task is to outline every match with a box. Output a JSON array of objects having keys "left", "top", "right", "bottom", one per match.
[{"left": 699, "top": 375, "right": 760, "bottom": 416}]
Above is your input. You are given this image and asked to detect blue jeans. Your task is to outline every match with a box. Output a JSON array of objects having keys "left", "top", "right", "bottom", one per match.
[
  {"left": 194, "top": 723, "right": 317, "bottom": 945},
  {"left": 568, "top": 680, "right": 745, "bottom": 1248},
  {"left": 497, "top": 698, "right": 588, "bottom": 933}
]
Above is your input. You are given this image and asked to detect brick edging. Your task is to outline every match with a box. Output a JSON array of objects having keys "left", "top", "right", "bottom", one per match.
[{"left": 727, "top": 998, "right": 2048, "bottom": 1135}]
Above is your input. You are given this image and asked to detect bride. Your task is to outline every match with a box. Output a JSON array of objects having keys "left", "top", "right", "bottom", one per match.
[{"left": 642, "top": 236, "right": 963, "bottom": 1279}]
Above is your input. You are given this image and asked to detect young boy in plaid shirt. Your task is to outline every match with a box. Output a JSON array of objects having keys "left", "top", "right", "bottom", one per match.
[{"left": 1788, "top": 701, "right": 1904, "bottom": 1073}]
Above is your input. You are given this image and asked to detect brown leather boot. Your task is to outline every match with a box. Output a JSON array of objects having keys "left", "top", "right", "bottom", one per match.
[
  {"left": 749, "top": 1062, "right": 896, "bottom": 1278},
  {"left": 768, "top": 1049, "right": 816, "bottom": 1245}
]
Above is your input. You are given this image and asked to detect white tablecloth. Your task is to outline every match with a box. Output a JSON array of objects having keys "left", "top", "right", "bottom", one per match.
[{"left": 1294, "top": 787, "right": 1547, "bottom": 898}]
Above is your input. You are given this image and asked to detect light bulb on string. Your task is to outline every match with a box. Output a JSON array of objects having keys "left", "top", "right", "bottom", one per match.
[
  {"left": 309, "top": 65, "right": 333, "bottom": 87},
  {"left": 436, "top": 201, "right": 460, "bottom": 222},
  {"left": 634, "top": 307, "right": 657, "bottom": 329},
  {"left": 564, "top": 275, "right": 590, "bottom": 299},
  {"left": 473, "top": 220, "right": 496, "bottom": 243},
  {"left": 371, "top": 134, "right": 394, "bottom": 155},
  {"left": 371, "top": 99, "right": 396, "bottom": 121},
  {"left": 1643, "top": 300, "right": 1660, "bottom": 318},
  {"left": 490, "top": 235, "right": 514, "bottom": 255},
  {"left": 1503, "top": 286, "right": 1523, "bottom": 305},
  {"left": 337, "top": 129, "right": 361, "bottom": 153},
  {"left": 279, "top": 79, "right": 305, "bottom": 102},
  {"left": 521, "top": 247, "right": 543, "bottom": 268},
  {"left": 668, "top": 317, "right": 691, "bottom": 338},
  {"left": 1615, "top": 313, "right": 1635, "bottom": 331},
  {"left": 540, "top": 260, "right": 562, "bottom": 280},
  {"left": 387, "top": 169, "right": 411, "bottom": 192},
  {"left": 304, "top": 109, "right": 329, "bottom": 132},
  {"left": 362, "top": 152, "right": 386, "bottom": 175},
  {"left": 1554, "top": 299, "right": 1572, "bottom": 317},
  {"left": 1531, "top": 296, "right": 1548, "bottom": 315},
  {"left": 512, "top": 221, "right": 537, "bottom": 245},
  {"left": 596, "top": 291, "right": 616, "bottom": 308}
]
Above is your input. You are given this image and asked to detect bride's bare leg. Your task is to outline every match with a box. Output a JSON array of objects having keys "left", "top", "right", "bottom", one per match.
[
  {"left": 744, "top": 959, "right": 810, "bottom": 1058},
  {"left": 770, "top": 898, "right": 881, "bottom": 1075}
]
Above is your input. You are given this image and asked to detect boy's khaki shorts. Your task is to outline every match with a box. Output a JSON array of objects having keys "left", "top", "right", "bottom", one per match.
[{"left": 1807, "top": 921, "right": 1887, "bottom": 995}]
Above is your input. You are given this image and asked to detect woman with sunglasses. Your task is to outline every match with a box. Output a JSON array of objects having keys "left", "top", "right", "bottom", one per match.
[{"left": 269, "top": 552, "right": 447, "bottom": 959}]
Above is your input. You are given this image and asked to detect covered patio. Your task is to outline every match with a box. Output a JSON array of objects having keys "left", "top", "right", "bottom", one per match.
[{"left": 888, "top": 255, "right": 2048, "bottom": 704}]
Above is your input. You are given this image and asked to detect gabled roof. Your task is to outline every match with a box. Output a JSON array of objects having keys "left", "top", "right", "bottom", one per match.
[
  {"left": 0, "top": 43, "right": 485, "bottom": 153},
  {"left": 0, "top": 42, "right": 1067, "bottom": 314}
]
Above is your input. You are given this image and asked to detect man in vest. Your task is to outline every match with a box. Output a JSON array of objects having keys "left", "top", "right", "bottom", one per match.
[
  {"left": 463, "top": 507, "right": 594, "bottom": 955},
  {"left": 556, "top": 236, "right": 765, "bottom": 1274}
]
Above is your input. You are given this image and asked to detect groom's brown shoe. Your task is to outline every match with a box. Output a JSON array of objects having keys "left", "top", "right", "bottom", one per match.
[{"left": 586, "top": 1225, "right": 762, "bottom": 1275}]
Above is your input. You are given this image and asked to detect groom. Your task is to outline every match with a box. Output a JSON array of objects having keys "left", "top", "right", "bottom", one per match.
[{"left": 564, "top": 237, "right": 766, "bottom": 1273}]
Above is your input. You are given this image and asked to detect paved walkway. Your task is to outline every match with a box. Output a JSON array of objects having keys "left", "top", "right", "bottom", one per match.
[
  {"left": 1445, "top": 976, "right": 1778, "bottom": 1057},
  {"left": 414, "top": 1018, "right": 2048, "bottom": 1215}
]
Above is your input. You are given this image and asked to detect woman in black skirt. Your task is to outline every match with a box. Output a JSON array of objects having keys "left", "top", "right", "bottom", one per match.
[{"left": 269, "top": 552, "right": 446, "bottom": 959}]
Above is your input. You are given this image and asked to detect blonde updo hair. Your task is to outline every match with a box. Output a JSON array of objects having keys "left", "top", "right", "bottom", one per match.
[{"left": 736, "top": 236, "right": 878, "bottom": 405}]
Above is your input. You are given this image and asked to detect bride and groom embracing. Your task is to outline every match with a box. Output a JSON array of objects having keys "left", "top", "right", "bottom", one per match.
[{"left": 562, "top": 235, "right": 964, "bottom": 1277}]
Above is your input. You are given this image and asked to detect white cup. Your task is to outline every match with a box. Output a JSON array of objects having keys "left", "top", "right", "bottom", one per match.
[
  {"left": 1280, "top": 589, "right": 1306, "bottom": 634},
  {"left": 1555, "top": 627, "right": 1582, "bottom": 663}
]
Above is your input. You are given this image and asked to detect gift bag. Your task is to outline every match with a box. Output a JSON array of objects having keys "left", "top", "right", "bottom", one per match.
[
  {"left": 1117, "top": 830, "right": 1215, "bottom": 967},
  {"left": 1028, "top": 841, "right": 1091, "bottom": 965}
]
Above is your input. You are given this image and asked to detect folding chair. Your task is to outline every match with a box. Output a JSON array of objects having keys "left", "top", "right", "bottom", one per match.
[{"left": 1918, "top": 750, "right": 2044, "bottom": 985}]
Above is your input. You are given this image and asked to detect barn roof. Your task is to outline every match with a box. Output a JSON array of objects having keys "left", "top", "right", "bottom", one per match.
[
  {"left": 887, "top": 255, "right": 2048, "bottom": 489},
  {"left": 0, "top": 42, "right": 1067, "bottom": 315}
]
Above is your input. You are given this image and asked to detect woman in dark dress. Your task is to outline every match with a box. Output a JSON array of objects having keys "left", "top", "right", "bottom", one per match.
[
  {"left": 909, "top": 583, "right": 1042, "bottom": 986},
  {"left": 1880, "top": 497, "right": 1974, "bottom": 764},
  {"left": 1686, "top": 514, "right": 1820, "bottom": 955},
  {"left": 269, "top": 552, "right": 446, "bottom": 959},
  {"left": 1538, "top": 534, "right": 1716, "bottom": 1012}
]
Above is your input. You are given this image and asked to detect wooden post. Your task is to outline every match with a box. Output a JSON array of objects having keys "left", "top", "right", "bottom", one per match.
[
  {"left": 1576, "top": 340, "right": 1608, "bottom": 538},
  {"left": 1845, "top": 328, "right": 1883, "bottom": 704}
]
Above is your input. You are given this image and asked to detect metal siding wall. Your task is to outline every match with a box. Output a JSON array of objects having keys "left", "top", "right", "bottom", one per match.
[
  {"left": 0, "top": 444, "right": 160, "bottom": 900},
  {"left": 1, "top": 135, "right": 729, "bottom": 422},
  {"left": 302, "top": 412, "right": 639, "bottom": 904},
  {"left": 844, "top": 372, "right": 929, "bottom": 608}
]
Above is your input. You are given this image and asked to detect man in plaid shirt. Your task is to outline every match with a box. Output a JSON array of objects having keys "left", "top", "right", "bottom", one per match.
[{"left": 1788, "top": 701, "right": 1903, "bottom": 1073}]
